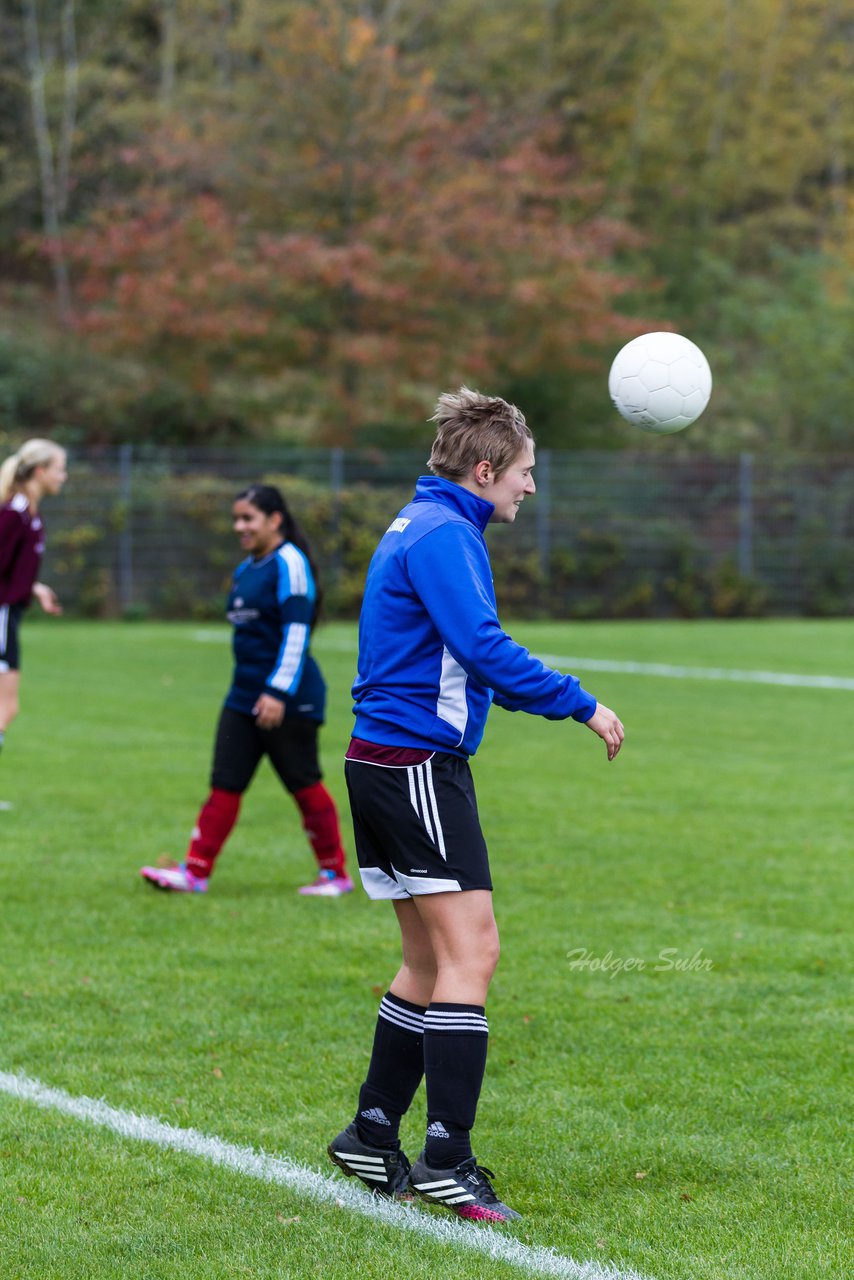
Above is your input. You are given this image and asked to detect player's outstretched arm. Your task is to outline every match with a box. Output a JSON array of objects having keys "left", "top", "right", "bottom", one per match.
[{"left": 585, "top": 702, "right": 625, "bottom": 761}]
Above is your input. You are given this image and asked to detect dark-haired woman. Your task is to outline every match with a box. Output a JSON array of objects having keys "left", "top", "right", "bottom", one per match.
[{"left": 141, "top": 485, "right": 352, "bottom": 897}]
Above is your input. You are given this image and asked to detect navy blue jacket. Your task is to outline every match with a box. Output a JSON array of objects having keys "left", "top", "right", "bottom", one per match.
[
  {"left": 224, "top": 542, "right": 325, "bottom": 722},
  {"left": 352, "top": 475, "right": 596, "bottom": 756}
]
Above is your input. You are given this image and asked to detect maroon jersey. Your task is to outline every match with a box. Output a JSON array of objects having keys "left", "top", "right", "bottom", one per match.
[{"left": 0, "top": 493, "right": 45, "bottom": 606}]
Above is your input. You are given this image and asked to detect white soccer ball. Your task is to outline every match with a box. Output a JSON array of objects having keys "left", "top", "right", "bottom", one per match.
[{"left": 608, "top": 332, "right": 712, "bottom": 434}]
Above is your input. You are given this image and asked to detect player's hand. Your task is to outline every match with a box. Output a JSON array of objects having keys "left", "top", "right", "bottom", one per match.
[
  {"left": 253, "top": 693, "right": 285, "bottom": 729},
  {"left": 585, "top": 702, "right": 624, "bottom": 761},
  {"left": 32, "top": 582, "right": 62, "bottom": 615}
]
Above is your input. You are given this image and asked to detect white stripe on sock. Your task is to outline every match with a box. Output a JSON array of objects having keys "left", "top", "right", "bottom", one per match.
[
  {"left": 379, "top": 999, "right": 425, "bottom": 1034},
  {"left": 425, "top": 1012, "right": 488, "bottom": 1035}
]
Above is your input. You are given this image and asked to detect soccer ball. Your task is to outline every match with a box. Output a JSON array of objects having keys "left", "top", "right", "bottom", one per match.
[{"left": 608, "top": 332, "right": 712, "bottom": 434}]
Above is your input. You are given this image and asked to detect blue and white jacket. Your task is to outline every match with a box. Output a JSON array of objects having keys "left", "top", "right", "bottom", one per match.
[
  {"left": 352, "top": 475, "right": 597, "bottom": 757},
  {"left": 224, "top": 541, "right": 325, "bottom": 722}
]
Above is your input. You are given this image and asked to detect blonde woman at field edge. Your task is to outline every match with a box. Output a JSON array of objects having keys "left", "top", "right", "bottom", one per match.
[
  {"left": 141, "top": 483, "right": 353, "bottom": 898},
  {"left": 327, "top": 389, "right": 624, "bottom": 1222},
  {"left": 0, "top": 439, "right": 68, "bottom": 763}
]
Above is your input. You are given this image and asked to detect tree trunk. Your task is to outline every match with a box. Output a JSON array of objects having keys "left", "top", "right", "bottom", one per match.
[
  {"left": 160, "top": 0, "right": 177, "bottom": 110},
  {"left": 22, "top": 0, "right": 73, "bottom": 326},
  {"left": 57, "top": 0, "right": 78, "bottom": 220}
]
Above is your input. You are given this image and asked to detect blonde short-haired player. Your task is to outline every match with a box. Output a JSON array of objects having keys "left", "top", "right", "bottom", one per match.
[{"left": 328, "top": 388, "right": 624, "bottom": 1221}]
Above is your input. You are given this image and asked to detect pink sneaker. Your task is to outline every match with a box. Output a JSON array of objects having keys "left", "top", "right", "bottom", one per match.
[
  {"left": 298, "top": 870, "right": 354, "bottom": 897},
  {"left": 140, "top": 861, "right": 209, "bottom": 893}
]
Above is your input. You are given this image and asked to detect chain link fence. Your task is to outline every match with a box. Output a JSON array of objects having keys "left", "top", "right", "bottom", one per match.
[{"left": 41, "top": 446, "right": 854, "bottom": 619}]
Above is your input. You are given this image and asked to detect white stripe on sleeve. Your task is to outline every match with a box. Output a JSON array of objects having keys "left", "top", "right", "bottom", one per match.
[
  {"left": 268, "top": 622, "right": 309, "bottom": 694},
  {"left": 277, "top": 544, "right": 309, "bottom": 598}
]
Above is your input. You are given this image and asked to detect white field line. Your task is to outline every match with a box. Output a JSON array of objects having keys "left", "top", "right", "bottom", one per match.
[
  {"left": 193, "top": 630, "right": 854, "bottom": 690},
  {"left": 535, "top": 654, "right": 854, "bottom": 692},
  {"left": 0, "top": 1072, "right": 648, "bottom": 1280}
]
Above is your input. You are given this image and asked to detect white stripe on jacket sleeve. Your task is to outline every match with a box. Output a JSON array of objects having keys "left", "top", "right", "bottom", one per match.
[{"left": 268, "top": 622, "right": 309, "bottom": 694}]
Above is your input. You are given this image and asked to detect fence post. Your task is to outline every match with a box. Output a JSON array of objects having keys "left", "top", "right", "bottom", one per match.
[
  {"left": 536, "top": 448, "right": 552, "bottom": 591},
  {"left": 330, "top": 446, "right": 344, "bottom": 586},
  {"left": 118, "top": 442, "right": 134, "bottom": 612},
  {"left": 738, "top": 452, "right": 754, "bottom": 578}
]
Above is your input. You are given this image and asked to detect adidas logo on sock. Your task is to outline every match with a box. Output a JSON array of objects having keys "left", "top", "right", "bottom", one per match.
[
  {"left": 426, "top": 1120, "right": 449, "bottom": 1139},
  {"left": 360, "top": 1107, "right": 391, "bottom": 1126}
]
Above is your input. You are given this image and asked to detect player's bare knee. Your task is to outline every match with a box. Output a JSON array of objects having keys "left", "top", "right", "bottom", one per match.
[
  {"left": 464, "top": 934, "right": 499, "bottom": 990},
  {"left": 484, "top": 934, "right": 500, "bottom": 982},
  {"left": 403, "top": 953, "right": 438, "bottom": 989}
]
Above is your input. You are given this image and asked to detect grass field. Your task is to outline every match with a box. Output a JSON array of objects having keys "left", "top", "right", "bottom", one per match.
[{"left": 0, "top": 619, "right": 850, "bottom": 1280}]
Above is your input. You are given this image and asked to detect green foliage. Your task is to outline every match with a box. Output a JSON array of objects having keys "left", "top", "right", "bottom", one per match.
[
  {"left": 679, "top": 250, "right": 854, "bottom": 451},
  {"left": 0, "top": 327, "right": 253, "bottom": 448},
  {"left": 43, "top": 448, "right": 854, "bottom": 621},
  {"left": 544, "top": 531, "right": 766, "bottom": 621}
]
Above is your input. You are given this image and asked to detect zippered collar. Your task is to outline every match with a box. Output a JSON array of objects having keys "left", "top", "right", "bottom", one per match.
[{"left": 412, "top": 474, "right": 494, "bottom": 534}]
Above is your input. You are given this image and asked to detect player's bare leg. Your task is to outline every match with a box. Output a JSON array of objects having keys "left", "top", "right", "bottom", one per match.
[
  {"left": 327, "top": 899, "right": 433, "bottom": 1198},
  {"left": 408, "top": 889, "right": 499, "bottom": 1006},
  {"left": 0, "top": 671, "right": 20, "bottom": 807},
  {"left": 0, "top": 670, "right": 20, "bottom": 760},
  {"left": 0, "top": 670, "right": 20, "bottom": 730},
  {"left": 398, "top": 890, "right": 517, "bottom": 1221},
  {"left": 387, "top": 897, "right": 438, "bottom": 1006}
]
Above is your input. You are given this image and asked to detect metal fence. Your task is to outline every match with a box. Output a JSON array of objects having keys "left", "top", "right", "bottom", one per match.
[{"left": 40, "top": 446, "right": 854, "bottom": 618}]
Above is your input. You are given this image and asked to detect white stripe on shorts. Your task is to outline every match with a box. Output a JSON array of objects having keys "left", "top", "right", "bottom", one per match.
[
  {"left": 407, "top": 766, "right": 419, "bottom": 813},
  {"left": 394, "top": 870, "right": 461, "bottom": 895},
  {"left": 415, "top": 765, "right": 435, "bottom": 843},
  {"left": 358, "top": 866, "right": 409, "bottom": 900},
  {"left": 406, "top": 762, "right": 446, "bottom": 860},
  {"left": 423, "top": 759, "right": 446, "bottom": 859}
]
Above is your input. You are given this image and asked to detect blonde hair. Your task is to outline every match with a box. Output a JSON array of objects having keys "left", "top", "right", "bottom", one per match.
[
  {"left": 427, "top": 387, "right": 533, "bottom": 482},
  {"left": 0, "top": 438, "right": 65, "bottom": 502}
]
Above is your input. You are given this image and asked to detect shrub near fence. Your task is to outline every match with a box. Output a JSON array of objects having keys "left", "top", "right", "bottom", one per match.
[{"left": 41, "top": 448, "right": 854, "bottom": 620}]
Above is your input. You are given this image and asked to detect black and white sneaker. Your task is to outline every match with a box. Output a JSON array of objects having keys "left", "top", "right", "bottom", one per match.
[
  {"left": 327, "top": 1122, "right": 412, "bottom": 1198},
  {"left": 409, "top": 1152, "right": 521, "bottom": 1222}
]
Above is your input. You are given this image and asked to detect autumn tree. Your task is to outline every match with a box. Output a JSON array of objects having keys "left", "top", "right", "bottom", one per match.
[
  {"left": 65, "top": 3, "right": 646, "bottom": 442},
  {"left": 3, "top": 0, "right": 851, "bottom": 449}
]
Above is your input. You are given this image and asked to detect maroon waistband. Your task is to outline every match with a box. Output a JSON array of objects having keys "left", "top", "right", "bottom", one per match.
[{"left": 345, "top": 736, "right": 434, "bottom": 767}]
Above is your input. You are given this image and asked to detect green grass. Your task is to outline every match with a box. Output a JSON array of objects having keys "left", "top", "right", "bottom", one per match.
[{"left": 0, "top": 619, "right": 851, "bottom": 1280}]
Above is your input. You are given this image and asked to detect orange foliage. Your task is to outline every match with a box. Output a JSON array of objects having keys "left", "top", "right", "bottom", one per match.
[{"left": 62, "top": 6, "right": 647, "bottom": 435}]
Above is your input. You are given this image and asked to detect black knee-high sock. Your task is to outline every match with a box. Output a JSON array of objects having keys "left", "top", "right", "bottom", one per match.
[
  {"left": 423, "top": 1003, "right": 489, "bottom": 1168},
  {"left": 355, "top": 992, "right": 426, "bottom": 1147}
]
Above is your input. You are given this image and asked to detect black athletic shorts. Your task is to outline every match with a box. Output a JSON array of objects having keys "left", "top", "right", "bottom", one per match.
[
  {"left": 345, "top": 752, "right": 492, "bottom": 899},
  {"left": 211, "top": 704, "right": 322, "bottom": 794},
  {"left": 0, "top": 604, "right": 23, "bottom": 673}
]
